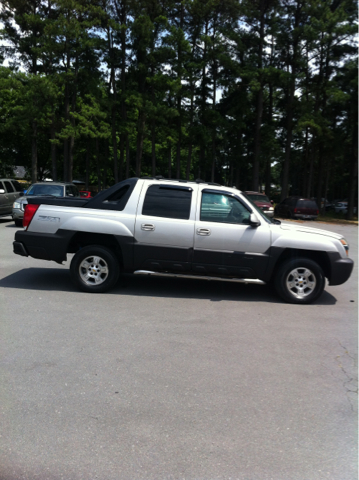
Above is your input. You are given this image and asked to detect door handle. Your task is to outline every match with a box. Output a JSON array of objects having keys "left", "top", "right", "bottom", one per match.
[
  {"left": 141, "top": 223, "right": 155, "bottom": 231},
  {"left": 196, "top": 228, "right": 211, "bottom": 236}
]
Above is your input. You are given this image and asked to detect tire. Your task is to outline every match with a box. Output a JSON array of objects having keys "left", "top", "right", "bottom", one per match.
[
  {"left": 14, "top": 219, "right": 23, "bottom": 227},
  {"left": 274, "top": 258, "right": 325, "bottom": 304},
  {"left": 70, "top": 245, "right": 120, "bottom": 293}
]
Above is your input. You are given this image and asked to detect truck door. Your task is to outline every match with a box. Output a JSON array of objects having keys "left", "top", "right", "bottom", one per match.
[
  {"left": 134, "top": 183, "right": 197, "bottom": 273},
  {"left": 193, "top": 189, "right": 271, "bottom": 278}
]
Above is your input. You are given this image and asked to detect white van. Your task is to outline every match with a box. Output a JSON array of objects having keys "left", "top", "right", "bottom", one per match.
[{"left": 0, "top": 179, "right": 23, "bottom": 218}]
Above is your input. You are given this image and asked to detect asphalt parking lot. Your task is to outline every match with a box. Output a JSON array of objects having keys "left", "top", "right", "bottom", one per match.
[{"left": 0, "top": 218, "right": 357, "bottom": 480}]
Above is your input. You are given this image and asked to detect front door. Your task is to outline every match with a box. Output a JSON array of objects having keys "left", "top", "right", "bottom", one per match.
[
  {"left": 193, "top": 189, "right": 271, "bottom": 279},
  {"left": 134, "top": 183, "right": 197, "bottom": 273}
]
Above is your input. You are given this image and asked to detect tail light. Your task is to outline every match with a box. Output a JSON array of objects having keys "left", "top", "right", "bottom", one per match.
[
  {"left": 23, "top": 204, "right": 40, "bottom": 229},
  {"left": 294, "top": 208, "right": 297, "bottom": 213},
  {"left": 317, "top": 210, "right": 319, "bottom": 215}
]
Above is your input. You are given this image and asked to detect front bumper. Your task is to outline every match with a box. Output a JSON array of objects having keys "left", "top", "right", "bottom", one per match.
[
  {"left": 262, "top": 210, "right": 274, "bottom": 218},
  {"left": 328, "top": 253, "right": 354, "bottom": 286},
  {"left": 12, "top": 207, "right": 24, "bottom": 220}
]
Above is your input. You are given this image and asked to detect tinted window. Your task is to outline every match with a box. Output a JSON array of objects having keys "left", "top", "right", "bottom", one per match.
[
  {"left": 0, "top": 181, "right": 4, "bottom": 191},
  {"left": 11, "top": 181, "right": 22, "bottom": 192},
  {"left": 104, "top": 185, "right": 130, "bottom": 203},
  {"left": 66, "top": 185, "right": 80, "bottom": 197},
  {"left": 27, "top": 184, "right": 64, "bottom": 196},
  {"left": 246, "top": 194, "right": 270, "bottom": 202},
  {"left": 142, "top": 185, "right": 192, "bottom": 220},
  {"left": 200, "top": 193, "right": 250, "bottom": 224},
  {"left": 4, "top": 181, "right": 14, "bottom": 193},
  {"left": 297, "top": 200, "right": 317, "bottom": 209}
]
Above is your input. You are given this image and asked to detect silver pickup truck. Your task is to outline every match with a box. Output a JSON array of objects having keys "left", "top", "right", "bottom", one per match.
[{"left": 13, "top": 177, "right": 354, "bottom": 304}]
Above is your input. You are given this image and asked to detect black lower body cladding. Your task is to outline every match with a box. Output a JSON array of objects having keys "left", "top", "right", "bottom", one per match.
[
  {"left": 14, "top": 230, "right": 75, "bottom": 264},
  {"left": 327, "top": 253, "right": 354, "bottom": 285}
]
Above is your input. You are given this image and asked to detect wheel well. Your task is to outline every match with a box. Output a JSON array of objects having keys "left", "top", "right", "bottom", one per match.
[
  {"left": 68, "top": 232, "right": 123, "bottom": 266},
  {"left": 273, "top": 248, "right": 331, "bottom": 280}
]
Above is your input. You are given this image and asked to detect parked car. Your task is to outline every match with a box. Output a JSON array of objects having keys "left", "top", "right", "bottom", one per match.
[
  {"left": 331, "top": 200, "right": 357, "bottom": 215},
  {"left": 12, "top": 182, "right": 80, "bottom": 227},
  {"left": 0, "top": 178, "right": 23, "bottom": 219},
  {"left": 274, "top": 197, "right": 319, "bottom": 220},
  {"left": 243, "top": 191, "right": 274, "bottom": 217},
  {"left": 79, "top": 190, "right": 93, "bottom": 198},
  {"left": 13, "top": 178, "right": 354, "bottom": 304}
]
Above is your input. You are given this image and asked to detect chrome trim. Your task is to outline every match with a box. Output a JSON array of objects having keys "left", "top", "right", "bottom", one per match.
[{"left": 133, "top": 270, "right": 266, "bottom": 284}]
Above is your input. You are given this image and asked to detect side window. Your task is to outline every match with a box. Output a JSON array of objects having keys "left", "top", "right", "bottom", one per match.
[
  {"left": 11, "top": 181, "right": 22, "bottom": 192},
  {"left": 200, "top": 192, "right": 250, "bottom": 225},
  {"left": 65, "top": 185, "right": 73, "bottom": 196},
  {"left": 0, "top": 181, "right": 4, "bottom": 192},
  {"left": 142, "top": 185, "right": 192, "bottom": 220},
  {"left": 71, "top": 186, "right": 80, "bottom": 197},
  {"left": 4, "top": 181, "right": 14, "bottom": 193}
]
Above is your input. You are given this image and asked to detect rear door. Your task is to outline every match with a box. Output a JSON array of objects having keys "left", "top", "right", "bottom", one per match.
[
  {"left": 134, "top": 183, "right": 197, "bottom": 272},
  {"left": 2, "top": 180, "right": 17, "bottom": 214},
  {"left": 0, "top": 181, "right": 8, "bottom": 215}
]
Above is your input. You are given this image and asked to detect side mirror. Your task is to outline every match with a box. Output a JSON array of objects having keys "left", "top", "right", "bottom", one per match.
[
  {"left": 249, "top": 213, "right": 260, "bottom": 227},
  {"left": 0, "top": 189, "right": 5, "bottom": 194}
]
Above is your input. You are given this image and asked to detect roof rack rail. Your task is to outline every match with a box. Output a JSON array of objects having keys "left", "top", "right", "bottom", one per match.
[
  {"left": 139, "top": 176, "right": 222, "bottom": 186},
  {"left": 195, "top": 178, "right": 222, "bottom": 186}
]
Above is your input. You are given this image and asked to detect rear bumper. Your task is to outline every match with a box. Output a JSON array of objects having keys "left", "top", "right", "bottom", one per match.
[
  {"left": 13, "top": 230, "right": 74, "bottom": 264},
  {"left": 293, "top": 214, "right": 318, "bottom": 220},
  {"left": 328, "top": 254, "right": 354, "bottom": 286}
]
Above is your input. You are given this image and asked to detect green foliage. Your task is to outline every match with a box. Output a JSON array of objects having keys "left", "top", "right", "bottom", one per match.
[{"left": 0, "top": 0, "right": 357, "bottom": 201}]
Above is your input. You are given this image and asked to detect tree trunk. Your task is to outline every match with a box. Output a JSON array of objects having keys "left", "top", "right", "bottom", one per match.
[
  {"left": 51, "top": 119, "right": 57, "bottom": 181},
  {"left": 125, "top": 135, "right": 130, "bottom": 179},
  {"left": 168, "top": 144, "right": 172, "bottom": 178},
  {"left": 85, "top": 142, "right": 90, "bottom": 190},
  {"left": 135, "top": 112, "right": 146, "bottom": 177},
  {"left": 151, "top": 120, "right": 156, "bottom": 176},
  {"left": 31, "top": 120, "right": 37, "bottom": 184},
  {"left": 347, "top": 125, "right": 358, "bottom": 220},
  {"left": 96, "top": 137, "right": 101, "bottom": 192}
]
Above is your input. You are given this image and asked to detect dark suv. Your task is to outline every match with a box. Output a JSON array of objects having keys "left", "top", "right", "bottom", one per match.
[{"left": 275, "top": 197, "right": 319, "bottom": 220}]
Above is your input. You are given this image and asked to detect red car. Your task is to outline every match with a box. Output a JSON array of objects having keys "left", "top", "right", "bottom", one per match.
[
  {"left": 244, "top": 191, "right": 274, "bottom": 217},
  {"left": 79, "top": 191, "right": 92, "bottom": 198}
]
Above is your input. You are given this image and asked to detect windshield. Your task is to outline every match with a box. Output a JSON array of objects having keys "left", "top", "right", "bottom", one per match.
[
  {"left": 246, "top": 194, "right": 270, "bottom": 203},
  {"left": 241, "top": 195, "right": 272, "bottom": 224},
  {"left": 27, "top": 184, "right": 64, "bottom": 196}
]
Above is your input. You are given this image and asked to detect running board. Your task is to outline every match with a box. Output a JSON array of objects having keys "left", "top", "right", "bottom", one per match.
[{"left": 133, "top": 270, "right": 266, "bottom": 285}]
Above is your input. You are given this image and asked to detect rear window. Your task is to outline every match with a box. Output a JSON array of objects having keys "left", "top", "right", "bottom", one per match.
[
  {"left": 297, "top": 200, "right": 317, "bottom": 209},
  {"left": 246, "top": 194, "right": 270, "bottom": 202},
  {"left": 142, "top": 185, "right": 192, "bottom": 219}
]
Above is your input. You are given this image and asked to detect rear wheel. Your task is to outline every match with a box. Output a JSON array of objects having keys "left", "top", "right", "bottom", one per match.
[
  {"left": 70, "top": 245, "right": 120, "bottom": 293},
  {"left": 274, "top": 258, "right": 325, "bottom": 304}
]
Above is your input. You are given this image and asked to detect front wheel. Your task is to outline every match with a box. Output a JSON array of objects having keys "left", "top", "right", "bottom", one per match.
[
  {"left": 14, "top": 219, "right": 23, "bottom": 227},
  {"left": 274, "top": 258, "right": 325, "bottom": 304},
  {"left": 70, "top": 245, "right": 120, "bottom": 293}
]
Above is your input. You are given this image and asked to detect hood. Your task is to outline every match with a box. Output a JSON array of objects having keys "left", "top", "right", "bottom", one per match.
[{"left": 279, "top": 222, "right": 343, "bottom": 240}]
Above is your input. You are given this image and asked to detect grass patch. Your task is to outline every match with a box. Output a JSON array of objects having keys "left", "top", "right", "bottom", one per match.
[{"left": 316, "top": 212, "right": 358, "bottom": 225}]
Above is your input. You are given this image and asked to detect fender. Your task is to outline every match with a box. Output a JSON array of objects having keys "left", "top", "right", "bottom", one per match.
[
  {"left": 271, "top": 230, "right": 340, "bottom": 253},
  {"left": 60, "top": 216, "right": 133, "bottom": 237}
]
